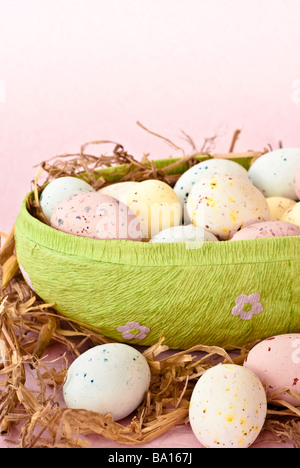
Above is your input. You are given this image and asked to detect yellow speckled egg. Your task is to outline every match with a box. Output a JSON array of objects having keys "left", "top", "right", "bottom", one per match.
[
  {"left": 266, "top": 197, "right": 296, "bottom": 220},
  {"left": 189, "top": 364, "right": 267, "bottom": 448},
  {"left": 187, "top": 174, "right": 270, "bottom": 240},
  {"left": 281, "top": 201, "right": 300, "bottom": 226},
  {"left": 120, "top": 179, "right": 181, "bottom": 239}
]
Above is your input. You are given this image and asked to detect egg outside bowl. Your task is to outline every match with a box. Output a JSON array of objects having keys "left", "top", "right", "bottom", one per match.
[{"left": 14, "top": 158, "right": 300, "bottom": 350}]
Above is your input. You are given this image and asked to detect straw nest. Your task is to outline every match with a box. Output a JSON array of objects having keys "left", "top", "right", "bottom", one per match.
[{"left": 0, "top": 124, "right": 300, "bottom": 448}]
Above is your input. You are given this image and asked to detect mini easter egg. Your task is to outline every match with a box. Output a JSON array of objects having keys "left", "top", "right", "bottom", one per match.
[
  {"left": 186, "top": 174, "right": 270, "bottom": 240},
  {"left": 293, "top": 166, "right": 300, "bottom": 199},
  {"left": 98, "top": 181, "right": 140, "bottom": 201},
  {"left": 266, "top": 197, "right": 296, "bottom": 220},
  {"left": 40, "top": 176, "right": 95, "bottom": 222},
  {"left": 174, "top": 158, "right": 250, "bottom": 219},
  {"left": 244, "top": 334, "right": 300, "bottom": 406},
  {"left": 248, "top": 148, "right": 300, "bottom": 200},
  {"left": 189, "top": 364, "right": 267, "bottom": 448},
  {"left": 120, "top": 179, "right": 181, "bottom": 239},
  {"left": 281, "top": 202, "right": 300, "bottom": 226},
  {"left": 230, "top": 220, "right": 300, "bottom": 241},
  {"left": 51, "top": 192, "right": 142, "bottom": 241},
  {"left": 63, "top": 343, "right": 151, "bottom": 421},
  {"left": 149, "top": 224, "right": 218, "bottom": 243}
]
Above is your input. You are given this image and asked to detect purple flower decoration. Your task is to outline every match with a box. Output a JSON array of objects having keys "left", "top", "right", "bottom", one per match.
[
  {"left": 231, "top": 293, "right": 263, "bottom": 321},
  {"left": 117, "top": 321, "right": 150, "bottom": 340}
]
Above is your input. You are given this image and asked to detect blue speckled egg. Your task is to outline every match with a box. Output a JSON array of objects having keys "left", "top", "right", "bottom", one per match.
[
  {"left": 63, "top": 343, "right": 151, "bottom": 421},
  {"left": 248, "top": 148, "right": 300, "bottom": 200},
  {"left": 40, "top": 176, "right": 95, "bottom": 222}
]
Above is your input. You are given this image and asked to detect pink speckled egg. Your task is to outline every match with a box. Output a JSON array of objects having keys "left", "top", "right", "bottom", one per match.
[
  {"left": 230, "top": 220, "right": 300, "bottom": 241},
  {"left": 293, "top": 166, "right": 300, "bottom": 200},
  {"left": 244, "top": 334, "right": 300, "bottom": 406},
  {"left": 50, "top": 192, "right": 142, "bottom": 241}
]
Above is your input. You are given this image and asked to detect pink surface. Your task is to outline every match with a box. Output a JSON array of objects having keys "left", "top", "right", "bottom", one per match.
[{"left": 1, "top": 0, "right": 300, "bottom": 448}]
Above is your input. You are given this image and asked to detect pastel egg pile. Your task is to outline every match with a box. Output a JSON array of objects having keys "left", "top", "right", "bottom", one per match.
[
  {"left": 40, "top": 147, "right": 300, "bottom": 243},
  {"left": 173, "top": 147, "right": 300, "bottom": 241}
]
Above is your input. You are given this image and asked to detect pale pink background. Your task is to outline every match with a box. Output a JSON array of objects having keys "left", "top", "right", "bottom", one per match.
[
  {"left": 1, "top": 0, "right": 300, "bottom": 235},
  {"left": 0, "top": 0, "right": 299, "bottom": 448}
]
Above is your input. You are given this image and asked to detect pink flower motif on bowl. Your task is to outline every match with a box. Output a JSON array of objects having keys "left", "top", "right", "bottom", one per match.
[
  {"left": 231, "top": 293, "right": 263, "bottom": 321},
  {"left": 117, "top": 321, "right": 150, "bottom": 340}
]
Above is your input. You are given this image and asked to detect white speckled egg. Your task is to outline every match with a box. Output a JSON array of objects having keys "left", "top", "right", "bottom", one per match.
[
  {"left": 120, "top": 179, "right": 181, "bottom": 239},
  {"left": 230, "top": 220, "right": 300, "bottom": 241},
  {"left": 266, "top": 197, "right": 296, "bottom": 220},
  {"left": 63, "top": 343, "right": 151, "bottom": 421},
  {"left": 149, "top": 224, "right": 218, "bottom": 243},
  {"left": 244, "top": 334, "right": 300, "bottom": 407},
  {"left": 40, "top": 176, "right": 95, "bottom": 222},
  {"left": 174, "top": 159, "right": 250, "bottom": 220},
  {"left": 98, "top": 181, "right": 140, "bottom": 201},
  {"left": 248, "top": 148, "right": 300, "bottom": 200},
  {"left": 189, "top": 364, "right": 267, "bottom": 448},
  {"left": 51, "top": 191, "right": 142, "bottom": 241},
  {"left": 281, "top": 202, "right": 300, "bottom": 226},
  {"left": 187, "top": 174, "right": 270, "bottom": 240}
]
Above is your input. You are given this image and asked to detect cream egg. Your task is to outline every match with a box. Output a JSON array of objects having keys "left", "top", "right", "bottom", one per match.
[
  {"left": 51, "top": 191, "right": 142, "bottom": 241},
  {"left": 63, "top": 343, "right": 151, "bottom": 421},
  {"left": 266, "top": 197, "right": 296, "bottom": 220},
  {"left": 187, "top": 174, "right": 270, "bottom": 240},
  {"left": 40, "top": 176, "right": 95, "bottom": 222},
  {"left": 248, "top": 148, "right": 300, "bottom": 200},
  {"left": 244, "top": 334, "right": 300, "bottom": 407},
  {"left": 189, "top": 364, "right": 267, "bottom": 448},
  {"left": 120, "top": 179, "right": 181, "bottom": 239},
  {"left": 281, "top": 202, "right": 300, "bottom": 226},
  {"left": 98, "top": 181, "right": 140, "bottom": 201}
]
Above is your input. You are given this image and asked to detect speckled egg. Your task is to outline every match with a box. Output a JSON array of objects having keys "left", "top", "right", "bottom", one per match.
[
  {"left": 266, "top": 197, "right": 296, "bottom": 220},
  {"left": 248, "top": 148, "right": 300, "bottom": 200},
  {"left": 174, "top": 158, "right": 250, "bottom": 219},
  {"left": 186, "top": 174, "right": 271, "bottom": 240},
  {"left": 189, "top": 364, "right": 267, "bottom": 448},
  {"left": 120, "top": 179, "right": 181, "bottom": 239},
  {"left": 281, "top": 202, "right": 300, "bottom": 226},
  {"left": 230, "top": 220, "right": 300, "bottom": 241},
  {"left": 50, "top": 191, "right": 142, "bottom": 241},
  {"left": 40, "top": 176, "right": 95, "bottom": 222},
  {"left": 244, "top": 334, "right": 300, "bottom": 407},
  {"left": 293, "top": 166, "right": 300, "bottom": 199},
  {"left": 98, "top": 181, "right": 140, "bottom": 201},
  {"left": 149, "top": 224, "right": 218, "bottom": 243},
  {"left": 63, "top": 343, "right": 151, "bottom": 421}
]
